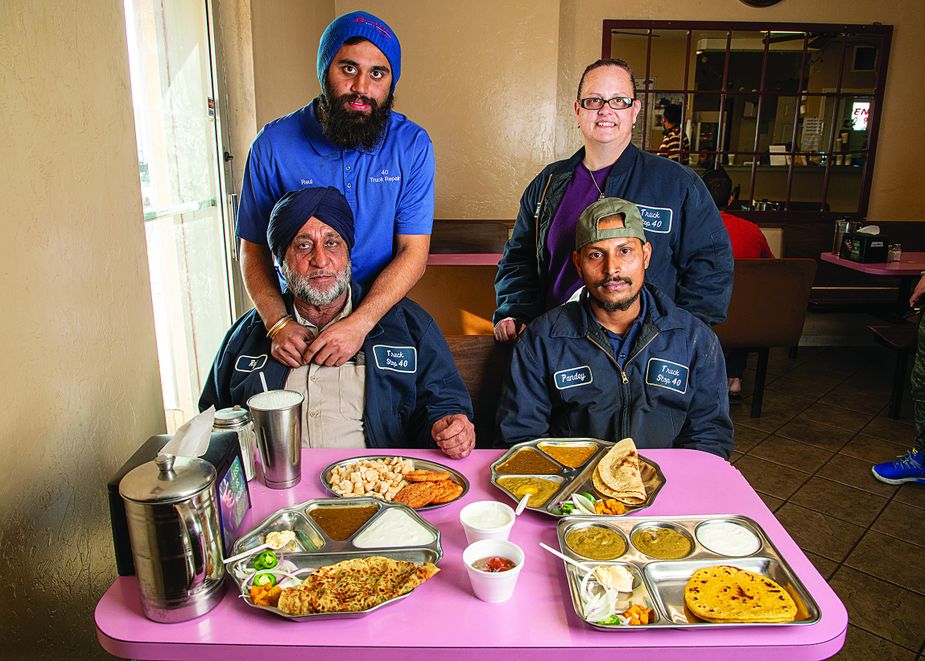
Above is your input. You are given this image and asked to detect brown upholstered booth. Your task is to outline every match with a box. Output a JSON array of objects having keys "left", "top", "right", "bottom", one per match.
[{"left": 445, "top": 335, "right": 513, "bottom": 448}]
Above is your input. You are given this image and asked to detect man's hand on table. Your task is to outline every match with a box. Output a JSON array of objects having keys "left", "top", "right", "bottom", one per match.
[
  {"left": 431, "top": 414, "right": 475, "bottom": 459},
  {"left": 494, "top": 317, "right": 525, "bottom": 344},
  {"left": 305, "top": 315, "right": 369, "bottom": 366},
  {"left": 272, "top": 321, "right": 313, "bottom": 368}
]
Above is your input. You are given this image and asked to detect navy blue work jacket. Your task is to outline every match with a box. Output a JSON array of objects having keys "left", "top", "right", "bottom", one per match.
[
  {"left": 497, "top": 285, "right": 733, "bottom": 458},
  {"left": 200, "top": 284, "right": 473, "bottom": 449}
]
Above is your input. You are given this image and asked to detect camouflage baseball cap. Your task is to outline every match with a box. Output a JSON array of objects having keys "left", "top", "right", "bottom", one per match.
[{"left": 575, "top": 197, "right": 647, "bottom": 250}]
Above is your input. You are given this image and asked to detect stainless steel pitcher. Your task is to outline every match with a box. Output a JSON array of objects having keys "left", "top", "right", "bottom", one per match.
[{"left": 119, "top": 454, "right": 225, "bottom": 622}]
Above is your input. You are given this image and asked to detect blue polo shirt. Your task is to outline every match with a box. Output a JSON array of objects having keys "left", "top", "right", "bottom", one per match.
[
  {"left": 236, "top": 99, "right": 435, "bottom": 286},
  {"left": 599, "top": 290, "right": 648, "bottom": 369}
]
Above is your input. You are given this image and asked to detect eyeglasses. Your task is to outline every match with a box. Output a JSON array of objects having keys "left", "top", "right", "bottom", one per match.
[{"left": 578, "top": 96, "right": 635, "bottom": 111}]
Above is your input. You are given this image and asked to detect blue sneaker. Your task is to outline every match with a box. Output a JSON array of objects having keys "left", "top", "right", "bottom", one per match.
[{"left": 872, "top": 449, "right": 925, "bottom": 485}]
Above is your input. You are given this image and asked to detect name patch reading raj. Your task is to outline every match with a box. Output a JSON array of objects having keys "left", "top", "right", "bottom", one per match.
[
  {"left": 554, "top": 365, "right": 593, "bottom": 390},
  {"left": 235, "top": 354, "right": 268, "bottom": 373},
  {"left": 645, "top": 358, "right": 689, "bottom": 394},
  {"left": 636, "top": 205, "right": 673, "bottom": 234},
  {"left": 372, "top": 345, "right": 417, "bottom": 374}
]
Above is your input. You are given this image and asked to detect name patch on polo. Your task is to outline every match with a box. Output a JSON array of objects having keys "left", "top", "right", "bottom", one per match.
[
  {"left": 372, "top": 345, "right": 417, "bottom": 373},
  {"left": 235, "top": 354, "right": 267, "bottom": 373},
  {"left": 637, "top": 205, "right": 673, "bottom": 234},
  {"left": 645, "top": 358, "right": 689, "bottom": 394},
  {"left": 554, "top": 365, "right": 593, "bottom": 390}
]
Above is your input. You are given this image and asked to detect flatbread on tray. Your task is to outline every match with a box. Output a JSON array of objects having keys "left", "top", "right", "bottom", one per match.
[
  {"left": 593, "top": 438, "right": 647, "bottom": 505},
  {"left": 684, "top": 565, "right": 797, "bottom": 623}
]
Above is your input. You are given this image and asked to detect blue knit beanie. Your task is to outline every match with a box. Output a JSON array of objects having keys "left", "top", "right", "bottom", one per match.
[
  {"left": 317, "top": 11, "right": 401, "bottom": 93},
  {"left": 267, "top": 187, "right": 355, "bottom": 267}
]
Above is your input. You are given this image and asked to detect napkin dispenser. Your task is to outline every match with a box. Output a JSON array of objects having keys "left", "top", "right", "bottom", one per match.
[
  {"left": 839, "top": 232, "right": 888, "bottom": 263},
  {"left": 107, "top": 432, "right": 252, "bottom": 576}
]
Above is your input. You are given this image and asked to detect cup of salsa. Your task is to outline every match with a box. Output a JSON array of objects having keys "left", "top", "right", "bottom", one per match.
[{"left": 462, "top": 539, "right": 525, "bottom": 603}]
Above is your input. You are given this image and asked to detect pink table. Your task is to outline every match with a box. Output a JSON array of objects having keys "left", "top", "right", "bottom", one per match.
[
  {"left": 820, "top": 250, "right": 925, "bottom": 276},
  {"left": 96, "top": 449, "right": 847, "bottom": 660}
]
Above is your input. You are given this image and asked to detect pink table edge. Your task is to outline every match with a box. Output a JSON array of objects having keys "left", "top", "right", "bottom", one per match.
[
  {"left": 95, "top": 448, "right": 847, "bottom": 660},
  {"left": 820, "top": 250, "right": 925, "bottom": 276}
]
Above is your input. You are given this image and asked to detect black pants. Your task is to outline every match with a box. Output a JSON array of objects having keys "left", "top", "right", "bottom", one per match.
[{"left": 724, "top": 348, "right": 747, "bottom": 380}]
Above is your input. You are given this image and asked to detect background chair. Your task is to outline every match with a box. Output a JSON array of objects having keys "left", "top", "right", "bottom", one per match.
[
  {"left": 714, "top": 259, "right": 817, "bottom": 417},
  {"left": 867, "top": 321, "right": 918, "bottom": 418},
  {"left": 445, "top": 335, "right": 513, "bottom": 448}
]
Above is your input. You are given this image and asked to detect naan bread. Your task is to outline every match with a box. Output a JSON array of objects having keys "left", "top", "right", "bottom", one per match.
[
  {"left": 594, "top": 438, "right": 647, "bottom": 505},
  {"left": 277, "top": 557, "right": 439, "bottom": 615},
  {"left": 684, "top": 565, "right": 797, "bottom": 623}
]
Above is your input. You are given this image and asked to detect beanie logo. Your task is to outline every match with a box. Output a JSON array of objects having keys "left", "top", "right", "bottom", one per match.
[{"left": 354, "top": 16, "right": 393, "bottom": 40}]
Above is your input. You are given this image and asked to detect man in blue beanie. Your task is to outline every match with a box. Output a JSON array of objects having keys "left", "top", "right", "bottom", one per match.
[
  {"left": 236, "top": 10, "right": 434, "bottom": 372},
  {"left": 202, "top": 187, "right": 475, "bottom": 459}
]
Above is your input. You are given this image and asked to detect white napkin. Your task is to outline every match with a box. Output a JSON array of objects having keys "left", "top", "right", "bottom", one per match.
[
  {"left": 857, "top": 224, "right": 880, "bottom": 235},
  {"left": 161, "top": 406, "right": 215, "bottom": 457}
]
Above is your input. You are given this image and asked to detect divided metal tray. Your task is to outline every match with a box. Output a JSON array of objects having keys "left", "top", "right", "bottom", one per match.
[
  {"left": 229, "top": 497, "right": 442, "bottom": 620},
  {"left": 490, "top": 438, "right": 665, "bottom": 516},
  {"left": 556, "top": 514, "right": 820, "bottom": 630}
]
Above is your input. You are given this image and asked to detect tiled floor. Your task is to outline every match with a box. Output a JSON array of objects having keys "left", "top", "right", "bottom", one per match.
[{"left": 730, "top": 346, "right": 925, "bottom": 659}]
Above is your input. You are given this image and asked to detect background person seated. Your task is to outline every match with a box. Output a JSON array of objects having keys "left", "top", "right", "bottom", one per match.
[
  {"left": 496, "top": 197, "right": 733, "bottom": 458},
  {"left": 702, "top": 167, "right": 774, "bottom": 402},
  {"left": 201, "top": 186, "right": 474, "bottom": 459}
]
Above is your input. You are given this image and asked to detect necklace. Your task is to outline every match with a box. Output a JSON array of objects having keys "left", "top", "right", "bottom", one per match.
[{"left": 585, "top": 164, "right": 605, "bottom": 200}]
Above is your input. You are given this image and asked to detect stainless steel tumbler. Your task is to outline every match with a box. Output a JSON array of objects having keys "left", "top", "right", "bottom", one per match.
[{"left": 246, "top": 390, "right": 303, "bottom": 489}]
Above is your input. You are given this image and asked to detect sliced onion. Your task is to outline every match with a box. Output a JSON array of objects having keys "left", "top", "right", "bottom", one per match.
[{"left": 571, "top": 493, "right": 597, "bottom": 515}]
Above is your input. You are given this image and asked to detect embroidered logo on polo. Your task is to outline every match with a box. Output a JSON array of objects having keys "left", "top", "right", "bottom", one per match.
[
  {"left": 372, "top": 345, "right": 417, "bottom": 373},
  {"left": 645, "top": 358, "right": 689, "bottom": 394},
  {"left": 636, "top": 205, "right": 673, "bottom": 234},
  {"left": 235, "top": 354, "right": 268, "bottom": 373},
  {"left": 554, "top": 365, "right": 593, "bottom": 390},
  {"left": 368, "top": 168, "right": 401, "bottom": 184}
]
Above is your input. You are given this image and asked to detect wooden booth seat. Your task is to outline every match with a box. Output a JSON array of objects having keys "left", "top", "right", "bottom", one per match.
[
  {"left": 714, "top": 259, "right": 817, "bottom": 417},
  {"left": 445, "top": 335, "right": 512, "bottom": 448}
]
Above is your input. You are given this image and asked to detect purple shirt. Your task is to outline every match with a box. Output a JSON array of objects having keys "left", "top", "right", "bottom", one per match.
[{"left": 545, "top": 163, "right": 615, "bottom": 308}]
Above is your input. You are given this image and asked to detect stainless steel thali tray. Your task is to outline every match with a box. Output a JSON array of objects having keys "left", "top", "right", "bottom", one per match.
[
  {"left": 490, "top": 438, "right": 665, "bottom": 517},
  {"left": 320, "top": 455, "right": 469, "bottom": 510},
  {"left": 556, "top": 514, "right": 821, "bottom": 630},
  {"left": 230, "top": 497, "right": 442, "bottom": 620}
]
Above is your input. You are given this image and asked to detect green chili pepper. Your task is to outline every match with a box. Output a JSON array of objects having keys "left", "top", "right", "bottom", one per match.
[
  {"left": 252, "top": 572, "right": 277, "bottom": 587},
  {"left": 253, "top": 550, "right": 278, "bottom": 570}
]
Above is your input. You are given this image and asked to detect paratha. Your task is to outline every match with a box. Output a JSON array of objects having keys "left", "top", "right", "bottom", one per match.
[
  {"left": 684, "top": 565, "right": 797, "bottom": 623},
  {"left": 594, "top": 438, "right": 647, "bottom": 505},
  {"left": 277, "top": 556, "right": 439, "bottom": 615}
]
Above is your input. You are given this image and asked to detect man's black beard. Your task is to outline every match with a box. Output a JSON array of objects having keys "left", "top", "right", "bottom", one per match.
[
  {"left": 590, "top": 275, "right": 640, "bottom": 312},
  {"left": 319, "top": 82, "right": 393, "bottom": 150}
]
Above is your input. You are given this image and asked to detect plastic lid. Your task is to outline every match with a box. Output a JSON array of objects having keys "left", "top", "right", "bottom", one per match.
[
  {"left": 119, "top": 454, "right": 216, "bottom": 504},
  {"left": 214, "top": 405, "right": 251, "bottom": 427}
]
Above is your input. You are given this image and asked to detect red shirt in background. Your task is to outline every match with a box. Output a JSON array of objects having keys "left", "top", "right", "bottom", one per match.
[{"left": 721, "top": 211, "right": 774, "bottom": 258}]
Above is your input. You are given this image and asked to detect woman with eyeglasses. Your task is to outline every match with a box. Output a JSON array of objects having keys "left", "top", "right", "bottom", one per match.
[{"left": 493, "top": 58, "right": 733, "bottom": 343}]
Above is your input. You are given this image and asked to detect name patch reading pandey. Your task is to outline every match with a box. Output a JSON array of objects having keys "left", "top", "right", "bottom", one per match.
[{"left": 554, "top": 365, "right": 593, "bottom": 390}]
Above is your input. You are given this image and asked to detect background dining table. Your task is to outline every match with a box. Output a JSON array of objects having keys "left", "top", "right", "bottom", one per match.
[{"left": 96, "top": 447, "right": 847, "bottom": 660}]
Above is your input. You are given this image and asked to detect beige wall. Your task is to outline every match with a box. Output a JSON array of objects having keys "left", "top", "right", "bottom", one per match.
[
  {"left": 251, "top": 0, "right": 333, "bottom": 127},
  {"left": 0, "top": 1, "right": 165, "bottom": 659}
]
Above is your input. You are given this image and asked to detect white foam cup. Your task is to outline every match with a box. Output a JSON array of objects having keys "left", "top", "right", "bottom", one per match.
[
  {"left": 462, "top": 539, "right": 525, "bottom": 603},
  {"left": 459, "top": 500, "right": 516, "bottom": 544}
]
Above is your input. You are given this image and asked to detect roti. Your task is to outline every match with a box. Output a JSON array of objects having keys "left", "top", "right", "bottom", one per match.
[
  {"left": 594, "top": 438, "right": 647, "bottom": 505},
  {"left": 684, "top": 565, "right": 797, "bottom": 623}
]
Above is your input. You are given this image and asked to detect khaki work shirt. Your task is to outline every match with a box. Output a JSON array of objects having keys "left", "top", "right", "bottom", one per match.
[{"left": 284, "top": 293, "right": 366, "bottom": 448}]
